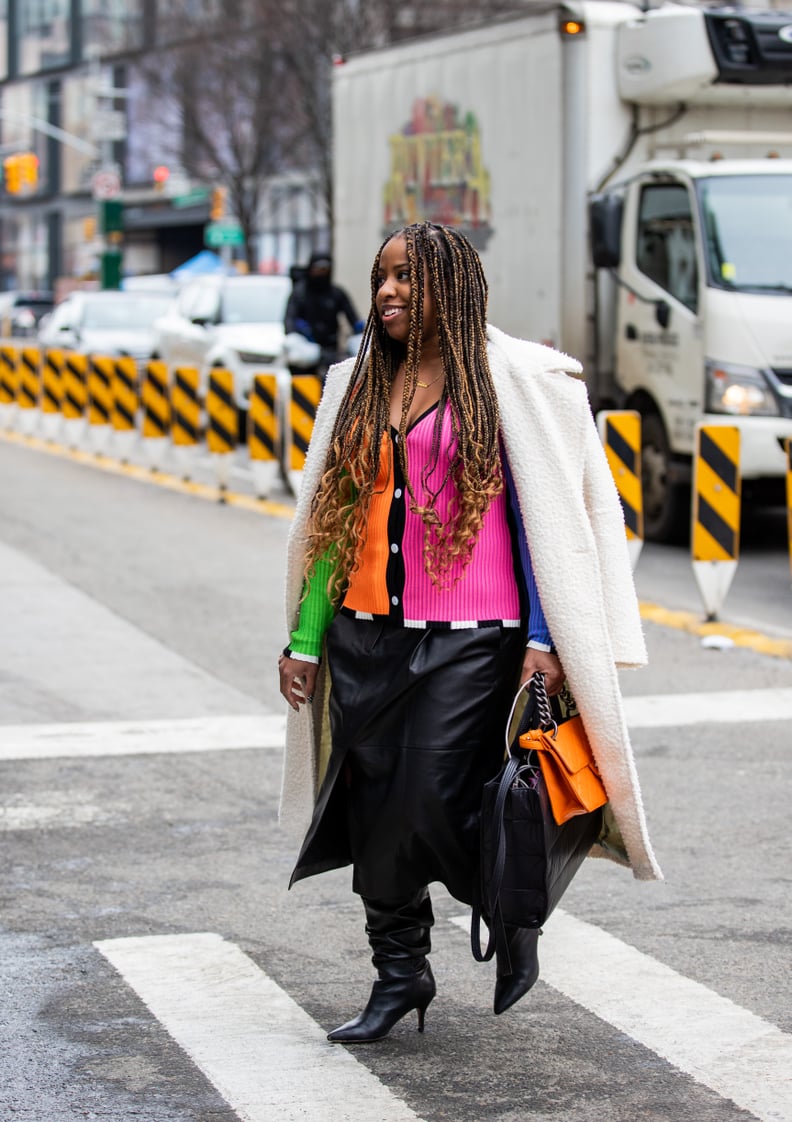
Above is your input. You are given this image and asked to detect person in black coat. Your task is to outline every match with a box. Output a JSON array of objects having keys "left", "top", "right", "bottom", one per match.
[{"left": 284, "top": 252, "right": 364, "bottom": 374}]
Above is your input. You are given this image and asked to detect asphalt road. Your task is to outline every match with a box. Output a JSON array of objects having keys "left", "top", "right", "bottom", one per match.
[{"left": 1, "top": 435, "right": 791, "bottom": 1122}]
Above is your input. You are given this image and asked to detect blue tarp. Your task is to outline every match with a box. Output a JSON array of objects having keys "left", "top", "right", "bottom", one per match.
[{"left": 170, "top": 250, "right": 235, "bottom": 279}]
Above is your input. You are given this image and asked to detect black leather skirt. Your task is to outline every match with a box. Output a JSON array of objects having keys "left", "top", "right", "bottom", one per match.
[{"left": 290, "top": 613, "right": 524, "bottom": 905}]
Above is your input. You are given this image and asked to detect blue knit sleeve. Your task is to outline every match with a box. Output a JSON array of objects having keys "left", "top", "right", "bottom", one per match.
[{"left": 502, "top": 452, "right": 554, "bottom": 651}]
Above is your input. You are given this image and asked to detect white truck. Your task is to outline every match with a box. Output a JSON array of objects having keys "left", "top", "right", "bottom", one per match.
[{"left": 332, "top": 2, "right": 792, "bottom": 539}]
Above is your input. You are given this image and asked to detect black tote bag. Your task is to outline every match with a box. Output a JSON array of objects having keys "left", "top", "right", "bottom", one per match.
[{"left": 471, "top": 676, "right": 603, "bottom": 962}]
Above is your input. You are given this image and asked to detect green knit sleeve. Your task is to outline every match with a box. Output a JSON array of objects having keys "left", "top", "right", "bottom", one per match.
[{"left": 288, "top": 550, "right": 338, "bottom": 659}]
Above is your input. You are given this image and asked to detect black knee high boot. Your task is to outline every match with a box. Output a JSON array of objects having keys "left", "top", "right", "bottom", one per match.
[
  {"left": 327, "top": 888, "right": 436, "bottom": 1043},
  {"left": 493, "top": 925, "right": 541, "bottom": 1015}
]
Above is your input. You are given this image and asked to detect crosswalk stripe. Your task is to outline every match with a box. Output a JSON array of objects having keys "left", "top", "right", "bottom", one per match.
[
  {"left": 95, "top": 932, "right": 426, "bottom": 1122},
  {"left": 0, "top": 714, "right": 285, "bottom": 761},
  {"left": 0, "top": 688, "right": 789, "bottom": 763},
  {"left": 451, "top": 912, "right": 792, "bottom": 1122},
  {"left": 623, "top": 688, "right": 792, "bottom": 728}
]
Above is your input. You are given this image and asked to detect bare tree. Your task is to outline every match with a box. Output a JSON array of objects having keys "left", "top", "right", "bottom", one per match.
[{"left": 138, "top": 0, "right": 533, "bottom": 267}]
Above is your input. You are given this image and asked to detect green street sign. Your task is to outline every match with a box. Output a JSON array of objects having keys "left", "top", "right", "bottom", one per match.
[
  {"left": 205, "top": 221, "right": 244, "bottom": 247},
  {"left": 173, "top": 187, "right": 210, "bottom": 208}
]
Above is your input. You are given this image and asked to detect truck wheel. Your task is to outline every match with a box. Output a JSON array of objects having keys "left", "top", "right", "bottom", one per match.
[{"left": 641, "top": 412, "right": 688, "bottom": 542}]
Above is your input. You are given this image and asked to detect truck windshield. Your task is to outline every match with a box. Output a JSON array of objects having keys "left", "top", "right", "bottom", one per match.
[{"left": 697, "top": 175, "right": 792, "bottom": 294}]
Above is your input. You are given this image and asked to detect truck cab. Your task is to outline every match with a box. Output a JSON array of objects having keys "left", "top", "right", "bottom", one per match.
[{"left": 597, "top": 159, "right": 792, "bottom": 538}]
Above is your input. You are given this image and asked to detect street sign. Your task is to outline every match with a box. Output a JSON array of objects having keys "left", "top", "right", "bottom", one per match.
[
  {"left": 92, "top": 166, "right": 122, "bottom": 201},
  {"left": 173, "top": 187, "right": 210, "bottom": 209},
  {"left": 205, "top": 221, "right": 244, "bottom": 247},
  {"left": 90, "top": 109, "right": 126, "bottom": 143}
]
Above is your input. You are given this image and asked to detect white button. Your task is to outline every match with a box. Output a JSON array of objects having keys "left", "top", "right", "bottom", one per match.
[
  {"left": 391, "top": 543, "right": 399, "bottom": 554},
  {"left": 394, "top": 488, "right": 403, "bottom": 499},
  {"left": 394, "top": 434, "right": 399, "bottom": 444},
  {"left": 391, "top": 595, "right": 399, "bottom": 606}
]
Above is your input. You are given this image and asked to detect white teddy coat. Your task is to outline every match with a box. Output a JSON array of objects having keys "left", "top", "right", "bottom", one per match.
[{"left": 280, "top": 325, "right": 663, "bottom": 882}]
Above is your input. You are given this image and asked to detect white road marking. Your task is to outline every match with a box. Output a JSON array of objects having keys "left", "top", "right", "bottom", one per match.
[
  {"left": 95, "top": 932, "right": 426, "bottom": 1122},
  {"left": 623, "top": 688, "right": 792, "bottom": 728},
  {"left": 0, "top": 688, "right": 789, "bottom": 764},
  {"left": 0, "top": 714, "right": 285, "bottom": 761},
  {"left": 451, "top": 912, "right": 792, "bottom": 1122}
]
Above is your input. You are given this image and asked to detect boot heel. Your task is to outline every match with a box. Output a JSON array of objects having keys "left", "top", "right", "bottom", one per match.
[{"left": 417, "top": 1003, "right": 428, "bottom": 1033}]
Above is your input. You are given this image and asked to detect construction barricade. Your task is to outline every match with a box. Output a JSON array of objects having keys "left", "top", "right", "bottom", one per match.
[
  {"left": 40, "top": 349, "right": 64, "bottom": 443},
  {"left": 17, "top": 347, "right": 41, "bottom": 435},
  {"left": 288, "top": 374, "right": 322, "bottom": 496},
  {"left": 62, "top": 353, "right": 89, "bottom": 448},
  {"left": 171, "top": 365, "right": 202, "bottom": 481},
  {"left": 206, "top": 368, "right": 237, "bottom": 495},
  {"left": 248, "top": 373, "right": 278, "bottom": 499},
  {"left": 691, "top": 423, "right": 741, "bottom": 620},
  {"left": 87, "top": 356, "right": 114, "bottom": 454},
  {"left": 141, "top": 360, "right": 171, "bottom": 471},
  {"left": 0, "top": 345, "right": 18, "bottom": 430},
  {"left": 111, "top": 357, "right": 139, "bottom": 462},
  {"left": 597, "top": 409, "right": 644, "bottom": 569}
]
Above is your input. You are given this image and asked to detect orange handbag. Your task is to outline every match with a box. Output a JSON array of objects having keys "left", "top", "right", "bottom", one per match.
[{"left": 519, "top": 673, "right": 607, "bottom": 826}]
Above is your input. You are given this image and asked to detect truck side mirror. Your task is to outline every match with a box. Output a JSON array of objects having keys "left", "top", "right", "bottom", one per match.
[
  {"left": 589, "top": 193, "right": 623, "bottom": 269},
  {"left": 655, "top": 300, "right": 671, "bottom": 329}
]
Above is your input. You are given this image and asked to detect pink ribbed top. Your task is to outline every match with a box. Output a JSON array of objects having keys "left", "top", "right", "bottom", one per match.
[{"left": 342, "top": 402, "right": 521, "bottom": 627}]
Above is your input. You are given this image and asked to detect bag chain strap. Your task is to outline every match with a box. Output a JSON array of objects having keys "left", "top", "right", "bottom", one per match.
[{"left": 531, "top": 671, "right": 558, "bottom": 735}]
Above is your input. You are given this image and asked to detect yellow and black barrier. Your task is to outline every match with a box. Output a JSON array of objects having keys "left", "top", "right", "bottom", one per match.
[
  {"left": 206, "top": 369, "right": 237, "bottom": 453},
  {"left": 249, "top": 373, "right": 279, "bottom": 499},
  {"left": 17, "top": 347, "right": 41, "bottom": 411},
  {"left": 87, "top": 356, "right": 114, "bottom": 453},
  {"left": 111, "top": 357, "right": 139, "bottom": 432},
  {"left": 88, "top": 357, "right": 113, "bottom": 425},
  {"left": 171, "top": 366, "right": 201, "bottom": 447},
  {"left": 171, "top": 365, "right": 201, "bottom": 481},
  {"left": 206, "top": 368, "right": 237, "bottom": 494},
  {"left": 41, "top": 349, "right": 64, "bottom": 414},
  {"left": 62, "top": 353, "right": 89, "bottom": 421},
  {"left": 249, "top": 374, "right": 278, "bottom": 461},
  {"left": 597, "top": 409, "right": 643, "bottom": 569},
  {"left": 0, "top": 346, "right": 18, "bottom": 416},
  {"left": 691, "top": 423, "right": 741, "bottom": 620},
  {"left": 141, "top": 360, "right": 171, "bottom": 471},
  {"left": 289, "top": 374, "right": 322, "bottom": 489}
]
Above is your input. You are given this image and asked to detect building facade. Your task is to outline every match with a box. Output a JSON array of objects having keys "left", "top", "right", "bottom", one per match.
[{"left": 0, "top": 1, "right": 328, "bottom": 293}]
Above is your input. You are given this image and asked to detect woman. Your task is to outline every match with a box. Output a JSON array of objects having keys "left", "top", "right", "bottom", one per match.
[{"left": 279, "top": 222, "right": 661, "bottom": 1044}]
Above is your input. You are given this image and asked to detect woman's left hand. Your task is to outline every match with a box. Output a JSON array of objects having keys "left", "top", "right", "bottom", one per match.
[{"left": 520, "top": 648, "right": 565, "bottom": 695}]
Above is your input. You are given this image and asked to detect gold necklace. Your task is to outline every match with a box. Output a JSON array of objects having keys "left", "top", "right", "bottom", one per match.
[{"left": 416, "top": 371, "right": 445, "bottom": 389}]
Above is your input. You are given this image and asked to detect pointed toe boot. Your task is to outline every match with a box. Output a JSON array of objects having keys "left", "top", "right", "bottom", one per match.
[
  {"left": 493, "top": 925, "right": 541, "bottom": 1015},
  {"left": 327, "top": 960, "right": 436, "bottom": 1043},
  {"left": 328, "top": 889, "right": 435, "bottom": 1044}
]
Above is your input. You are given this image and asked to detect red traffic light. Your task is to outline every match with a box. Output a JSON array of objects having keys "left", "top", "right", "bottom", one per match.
[{"left": 153, "top": 165, "right": 170, "bottom": 185}]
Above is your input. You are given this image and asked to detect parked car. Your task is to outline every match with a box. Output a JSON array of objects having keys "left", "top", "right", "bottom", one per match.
[
  {"left": 152, "top": 274, "right": 293, "bottom": 408},
  {"left": 0, "top": 290, "right": 55, "bottom": 338},
  {"left": 38, "top": 290, "right": 175, "bottom": 360}
]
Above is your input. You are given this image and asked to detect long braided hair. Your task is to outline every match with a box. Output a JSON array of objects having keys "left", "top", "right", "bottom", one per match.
[{"left": 305, "top": 222, "right": 503, "bottom": 600}]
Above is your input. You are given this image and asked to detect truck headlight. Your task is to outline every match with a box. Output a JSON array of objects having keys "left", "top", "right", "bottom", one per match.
[{"left": 705, "top": 361, "right": 779, "bottom": 417}]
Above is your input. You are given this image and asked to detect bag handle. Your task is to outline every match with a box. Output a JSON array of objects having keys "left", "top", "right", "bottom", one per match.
[{"left": 531, "top": 671, "right": 559, "bottom": 735}]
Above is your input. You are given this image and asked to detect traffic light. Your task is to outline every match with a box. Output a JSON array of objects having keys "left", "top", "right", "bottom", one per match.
[
  {"left": 153, "top": 165, "right": 170, "bottom": 191},
  {"left": 4, "top": 153, "right": 39, "bottom": 194},
  {"left": 210, "top": 186, "right": 227, "bottom": 220},
  {"left": 20, "top": 153, "right": 38, "bottom": 188},
  {"left": 4, "top": 155, "right": 22, "bottom": 195}
]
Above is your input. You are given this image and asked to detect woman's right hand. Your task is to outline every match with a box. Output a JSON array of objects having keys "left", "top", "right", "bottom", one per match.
[{"left": 278, "top": 654, "right": 319, "bottom": 712}]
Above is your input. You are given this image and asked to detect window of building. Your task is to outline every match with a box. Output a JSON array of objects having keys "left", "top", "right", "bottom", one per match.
[
  {"left": 636, "top": 183, "right": 699, "bottom": 313},
  {"left": 82, "top": 0, "right": 144, "bottom": 57},
  {"left": 0, "top": 1, "right": 9, "bottom": 81},
  {"left": 16, "top": 0, "right": 71, "bottom": 75}
]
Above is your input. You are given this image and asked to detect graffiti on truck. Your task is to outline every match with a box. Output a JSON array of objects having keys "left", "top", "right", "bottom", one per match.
[{"left": 383, "top": 96, "right": 493, "bottom": 249}]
